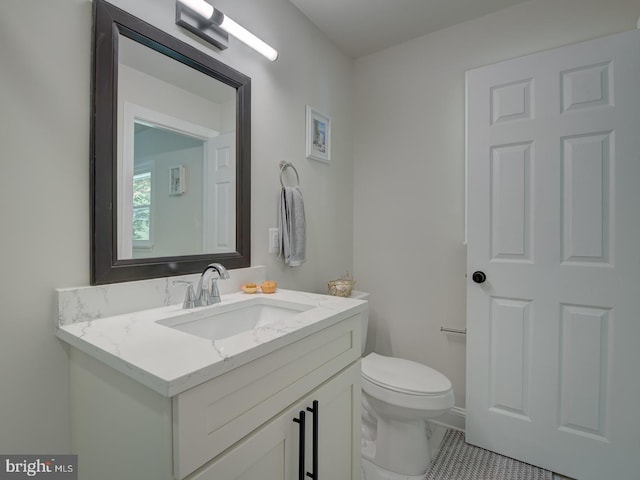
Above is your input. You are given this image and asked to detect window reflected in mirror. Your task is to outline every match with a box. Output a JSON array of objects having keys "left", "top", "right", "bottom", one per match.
[{"left": 132, "top": 167, "right": 152, "bottom": 244}]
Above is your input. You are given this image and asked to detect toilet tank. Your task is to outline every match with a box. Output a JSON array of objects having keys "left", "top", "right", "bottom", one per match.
[{"left": 350, "top": 291, "right": 369, "bottom": 354}]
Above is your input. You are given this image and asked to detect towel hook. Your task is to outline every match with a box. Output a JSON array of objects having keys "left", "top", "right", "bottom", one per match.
[{"left": 279, "top": 160, "right": 300, "bottom": 188}]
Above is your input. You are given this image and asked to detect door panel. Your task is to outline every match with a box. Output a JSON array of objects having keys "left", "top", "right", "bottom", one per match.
[
  {"left": 561, "top": 132, "right": 611, "bottom": 263},
  {"left": 203, "top": 132, "right": 236, "bottom": 253},
  {"left": 489, "top": 297, "right": 532, "bottom": 420},
  {"left": 558, "top": 304, "right": 611, "bottom": 441},
  {"left": 466, "top": 29, "right": 640, "bottom": 479},
  {"left": 490, "top": 142, "right": 532, "bottom": 261}
]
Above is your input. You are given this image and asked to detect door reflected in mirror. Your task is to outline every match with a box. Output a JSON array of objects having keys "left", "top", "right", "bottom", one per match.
[{"left": 118, "top": 35, "right": 237, "bottom": 260}]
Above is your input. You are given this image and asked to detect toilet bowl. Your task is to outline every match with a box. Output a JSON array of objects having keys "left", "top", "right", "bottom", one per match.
[
  {"left": 351, "top": 292, "right": 454, "bottom": 480},
  {"left": 361, "top": 353, "right": 454, "bottom": 477}
]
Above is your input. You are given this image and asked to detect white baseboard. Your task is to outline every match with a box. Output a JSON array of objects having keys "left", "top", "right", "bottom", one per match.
[{"left": 429, "top": 406, "right": 466, "bottom": 432}]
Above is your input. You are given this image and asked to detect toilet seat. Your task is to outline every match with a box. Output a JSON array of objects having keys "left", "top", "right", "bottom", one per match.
[
  {"left": 361, "top": 353, "right": 454, "bottom": 411},
  {"left": 362, "top": 353, "right": 452, "bottom": 395}
]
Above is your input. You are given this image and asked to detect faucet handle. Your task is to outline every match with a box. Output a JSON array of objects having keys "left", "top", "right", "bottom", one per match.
[
  {"left": 209, "top": 278, "right": 221, "bottom": 304},
  {"left": 200, "top": 276, "right": 222, "bottom": 306},
  {"left": 173, "top": 280, "right": 199, "bottom": 309}
]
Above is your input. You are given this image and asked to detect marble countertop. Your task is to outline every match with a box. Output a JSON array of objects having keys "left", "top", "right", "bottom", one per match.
[{"left": 56, "top": 289, "right": 366, "bottom": 397}]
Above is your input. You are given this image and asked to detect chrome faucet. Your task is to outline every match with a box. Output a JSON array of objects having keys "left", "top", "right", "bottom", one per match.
[{"left": 195, "top": 263, "right": 230, "bottom": 306}]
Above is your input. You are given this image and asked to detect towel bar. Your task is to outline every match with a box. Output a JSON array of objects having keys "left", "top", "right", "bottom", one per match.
[
  {"left": 440, "top": 326, "right": 467, "bottom": 335},
  {"left": 279, "top": 160, "right": 300, "bottom": 187}
]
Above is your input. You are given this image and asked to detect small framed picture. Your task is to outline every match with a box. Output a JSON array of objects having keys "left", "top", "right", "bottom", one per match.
[
  {"left": 169, "top": 165, "right": 185, "bottom": 195},
  {"left": 305, "top": 106, "right": 331, "bottom": 163}
]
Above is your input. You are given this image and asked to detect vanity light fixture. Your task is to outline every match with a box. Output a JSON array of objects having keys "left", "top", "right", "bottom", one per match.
[{"left": 176, "top": 0, "right": 279, "bottom": 61}]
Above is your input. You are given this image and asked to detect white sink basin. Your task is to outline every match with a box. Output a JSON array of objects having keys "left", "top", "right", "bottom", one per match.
[{"left": 157, "top": 297, "right": 313, "bottom": 341}]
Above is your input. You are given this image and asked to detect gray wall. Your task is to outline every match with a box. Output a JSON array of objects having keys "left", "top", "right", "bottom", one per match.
[
  {"left": 353, "top": 0, "right": 640, "bottom": 409},
  {"left": 0, "top": 0, "right": 354, "bottom": 452}
]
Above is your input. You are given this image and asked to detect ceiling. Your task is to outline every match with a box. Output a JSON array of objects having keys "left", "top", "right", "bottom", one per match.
[{"left": 289, "top": 0, "right": 529, "bottom": 58}]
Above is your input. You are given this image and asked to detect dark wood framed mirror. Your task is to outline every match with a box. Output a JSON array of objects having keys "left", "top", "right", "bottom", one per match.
[{"left": 91, "top": 0, "right": 251, "bottom": 285}]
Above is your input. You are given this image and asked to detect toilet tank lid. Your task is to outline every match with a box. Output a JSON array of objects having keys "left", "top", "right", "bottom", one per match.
[{"left": 362, "top": 353, "right": 452, "bottom": 395}]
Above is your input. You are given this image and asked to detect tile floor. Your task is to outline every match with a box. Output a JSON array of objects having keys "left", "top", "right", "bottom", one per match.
[{"left": 428, "top": 424, "right": 575, "bottom": 480}]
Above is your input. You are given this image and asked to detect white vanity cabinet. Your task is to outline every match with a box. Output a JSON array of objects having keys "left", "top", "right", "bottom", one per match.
[
  {"left": 190, "top": 363, "right": 360, "bottom": 480},
  {"left": 69, "top": 313, "right": 361, "bottom": 480}
]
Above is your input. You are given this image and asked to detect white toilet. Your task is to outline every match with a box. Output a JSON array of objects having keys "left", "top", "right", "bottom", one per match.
[{"left": 352, "top": 292, "right": 455, "bottom": 480}]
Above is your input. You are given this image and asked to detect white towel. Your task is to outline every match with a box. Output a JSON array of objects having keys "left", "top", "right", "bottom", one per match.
[{"left": 278, "top": 186, "right": 306, "bottom": 267}]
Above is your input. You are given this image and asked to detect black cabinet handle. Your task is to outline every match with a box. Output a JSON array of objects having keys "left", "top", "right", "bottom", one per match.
[
  {"left": 293, "top": 410, "right": 306, "bottom": 480},
  {"left": 306, "top": 400, "right": 319, "bottom": 479}
]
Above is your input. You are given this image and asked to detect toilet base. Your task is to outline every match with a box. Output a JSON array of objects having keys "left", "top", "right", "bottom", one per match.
[
  {"left": 361, "top": 458, "right": 425, "bottom": 480},
  {"left": 360, "top": 417, "right": 431, "bottom": 477},
  {"left": 361, "top": 419, "right": 450, "bottom": 480},
  {"left": 372, "top": 415, "right": 432, "bottom": 475}
]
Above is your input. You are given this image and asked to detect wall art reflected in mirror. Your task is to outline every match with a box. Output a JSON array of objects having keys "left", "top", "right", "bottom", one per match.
[{"left": 91, "top": 0, "right": 251, "bottom": 285}]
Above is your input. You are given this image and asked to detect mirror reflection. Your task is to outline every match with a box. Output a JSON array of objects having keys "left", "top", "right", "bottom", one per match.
[
  {"left": 91, "top": 0, "right": 251, "bottom": 285},
  {"left": 117, "top": 36, "right": 237, "bottom": 260}
]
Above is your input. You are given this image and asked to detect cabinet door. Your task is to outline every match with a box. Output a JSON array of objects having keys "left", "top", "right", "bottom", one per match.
[
  {"left": 189, "top": 362, "right": 361, "bottom": 480},
  {"left": 187, "top": 409, "right": 290, "bottom": 480},
  {"left": 311, "top": 362, "right": 361, "bottom": 480}
]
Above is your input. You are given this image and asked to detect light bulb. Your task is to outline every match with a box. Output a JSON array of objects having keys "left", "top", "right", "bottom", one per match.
[
  {"left": 219, "top": 14, "right": 279, "bottom": 62},
  {"left": 178, "top": 0, "right": 214, "bottom": 19}
]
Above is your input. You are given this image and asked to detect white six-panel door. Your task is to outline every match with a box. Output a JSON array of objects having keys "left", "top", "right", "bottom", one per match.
[{"left": 466, "top": 29, "right": 640, "bottom": 479}]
